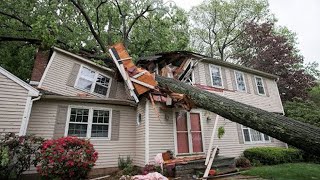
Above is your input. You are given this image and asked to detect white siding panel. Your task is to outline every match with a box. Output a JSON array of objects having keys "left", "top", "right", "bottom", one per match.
[
  {"left": 148, "top": 103, "right": 175, "bottom": 164},
  {"left": 195, "top": 62, "right": 283, "bottom": 113},
  {"left": 0, "top": 73, "right": 28, "bottom": 134},
  {"left": 27, "top": 100, "right": 136, "bottom": 168},
  {"left": 201, "top": 109, "right": 286, "bottom": 157},
  {"left": 41, "top": 53, "right": 114, "bottom": 98},
  {"left": 135, "top": 100, "right": 146, "bottom": 167}
]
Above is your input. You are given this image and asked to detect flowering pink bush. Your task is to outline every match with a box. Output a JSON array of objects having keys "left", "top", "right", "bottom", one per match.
[{"left": 37, "top": 136, "right": 98, "bottom": 179}]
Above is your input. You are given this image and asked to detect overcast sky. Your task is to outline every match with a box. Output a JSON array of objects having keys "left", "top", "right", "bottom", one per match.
[{"left": 171, "top": 0, "right": 320, "bottom": 68}]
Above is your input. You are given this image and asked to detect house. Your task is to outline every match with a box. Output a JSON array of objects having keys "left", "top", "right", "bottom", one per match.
[
  {"left": 0, "top": 66, "right": 39, "bottom": 136},
  {"left": 0, "top": 46, "right": 286, "bottom": 173}
]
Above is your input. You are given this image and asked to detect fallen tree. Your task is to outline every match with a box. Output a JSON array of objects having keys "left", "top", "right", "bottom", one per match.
[
  {"left": 156, "top": 75, "right": 320, "bottom": 156},
  {"left": 69, "top": 0, "right": 320, "bottom": 156}
]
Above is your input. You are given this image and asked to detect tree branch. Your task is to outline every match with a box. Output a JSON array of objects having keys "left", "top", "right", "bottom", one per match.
[
  {"left": 70, "top": 0, "right": 106, "bottom": 52},
  {"left": 0, "top": 11, "right": 32, "bottom": 29},
  {"left": 0, "top": 36, "right": 41, "bottom": 44},
  {"left": 126, "top": 4, "right": 155, "bottom": 38},
  {"left": 96, "top": 0, "right": 108, "bottom": 35}
]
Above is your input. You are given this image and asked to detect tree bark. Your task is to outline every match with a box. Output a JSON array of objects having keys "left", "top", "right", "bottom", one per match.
[{"left": 156, "top": 75, "right": 320, "bottom": 156}]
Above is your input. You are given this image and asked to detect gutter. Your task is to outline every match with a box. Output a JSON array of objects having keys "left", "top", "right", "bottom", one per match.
[{"left": 41, "top": 95, "right": 137, "bottom": 107}]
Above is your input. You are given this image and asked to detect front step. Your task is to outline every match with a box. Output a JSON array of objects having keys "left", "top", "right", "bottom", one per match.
[{"left": 174, "top": 156, "right": 235, "bottom": 178}]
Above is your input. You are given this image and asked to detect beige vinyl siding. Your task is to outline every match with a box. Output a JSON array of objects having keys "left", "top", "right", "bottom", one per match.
[
  {"left": 27, "top": 101, "right": 58, "bottom": 139},
  {"left": 27, "top": 100, "right": 136, "bottom": 168},
  {"left": 147, "top": 104, "right": 175, "bottom": 164},
  {"left": 135, "top": 100, "right": 146, "bottom": 167},
  {"left": 0, "top": 73, "right": 28, "bottom": 134},
  {"left": 197, "top": 62, "right": 283, "bottom": 113},
  {"left": 40, "top": 52, "right": 123, "bottom": 99},
  {"left": 202, "top": 110, "right": 286, "bottom": 157},
  {"left": 143, "top": 106, "right": 285, "bottom": 159}
]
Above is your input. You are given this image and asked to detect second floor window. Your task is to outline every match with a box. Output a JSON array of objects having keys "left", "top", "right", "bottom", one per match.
[
  {"left": 76, "top": 66, "right": 111, "bottom": 96},
  {"left": 210, "top": 65, "right": 223, "bottom": 87},
  {"left": 255, "top": 76, "right": 265, "bottom": 95},
  {"left": 235, "top": 71, "right": 246, "bottom": 92}
]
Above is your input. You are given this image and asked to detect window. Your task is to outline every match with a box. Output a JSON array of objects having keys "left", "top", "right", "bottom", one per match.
[
  {"left": 242, "top": 126, "right": 270, "bottom": 143},
  {"left": 235, "top": 71, "right": 246, "bottom": 92},
  {"left": 66, "top": 107, "right": 111, "bottom": 139},
  {"left": 255, "top": 76, "right": 265, "bottom": 95},
  {"left": 210, "top": 65, "right": 223, "bottom": 87},
  {"left": 76, "top": 66, "right": 111, "bottom": 96}
]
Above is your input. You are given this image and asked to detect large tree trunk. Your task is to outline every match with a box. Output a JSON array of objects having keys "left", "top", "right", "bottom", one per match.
[{"left": 156, "top": 75, "right": 320, "bottom": 156}]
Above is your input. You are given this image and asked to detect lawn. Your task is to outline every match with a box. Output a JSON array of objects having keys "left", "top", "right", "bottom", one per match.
[{"left": 241, "top": 163, "right": 320, "bottom": 180}]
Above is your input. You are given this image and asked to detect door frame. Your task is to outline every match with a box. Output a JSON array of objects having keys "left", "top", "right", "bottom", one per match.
[{"left": 173, "top": 109, "right": 205, "bottom": 155}]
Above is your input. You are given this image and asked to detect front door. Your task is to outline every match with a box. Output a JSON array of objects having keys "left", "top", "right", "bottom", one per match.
[{"left": 175, "top": 112, "right": 203, "bottom": 154}]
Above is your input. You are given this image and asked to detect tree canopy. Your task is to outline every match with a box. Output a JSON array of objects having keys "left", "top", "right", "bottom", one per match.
[
  {"left": 233, "top": 22, "right": 316, "bottom": 101},
  {"left": 189, "top": 0, "right": 270, "bottom": 60},
  {"left": 0, "top": 0, "right": 189, "bottom": 80}
]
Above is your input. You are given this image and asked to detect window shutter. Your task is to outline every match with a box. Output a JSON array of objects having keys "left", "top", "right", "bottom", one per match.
[
  {"left": 53, "top": 105, "right": 68, "bottom": 139},
  {"left": 263, "top": 79, "right": 270, "bottom": 97},
  {"left": 229, "top": 70, "right": 237, "bottom": 91},
  {"left": 205, "top": 64, "right": 211, "bottom": 86},
  {"left": 221, "top": 67, "right": 228, "bottom": 89},
  {"left": 66, "top": 63, "right": 80, "bottom": 87},
  {"left": 236, "top": 123, "right": 244, "bottom": 144},
  {"left": 108, "top": 78, "right": 118, "bottom": 98},
  {"left": 244, "top": 74, "right": 251, "bottom": 94},
  {"left": 111, "top": 110, "right": 120, "bottom": 141},
  {"left": 251, "top": 77, "right": 258, "bottom": 95}
]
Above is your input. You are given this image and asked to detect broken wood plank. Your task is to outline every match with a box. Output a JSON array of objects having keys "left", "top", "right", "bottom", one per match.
[
  {"left": 203, "top": 146, "right": 218, "bottom": 178},
  {"left": 205, "top": 115, "right": 219, "bottom": 165},
  {"left": 130, "top": 78, "right": 155, "bottom": 89}
]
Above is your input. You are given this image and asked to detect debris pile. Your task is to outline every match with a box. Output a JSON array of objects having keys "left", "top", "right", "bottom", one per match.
[{"left": 108, "top": 43, "right": 198, "bottom": 110}]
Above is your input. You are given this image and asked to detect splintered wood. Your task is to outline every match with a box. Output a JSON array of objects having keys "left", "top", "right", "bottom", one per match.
[
  {"left": 109, "top": 43, "right": 157, "bottom": 98},
  {"left": 108, "top": 43, "right": 194, "bottom": 111}
]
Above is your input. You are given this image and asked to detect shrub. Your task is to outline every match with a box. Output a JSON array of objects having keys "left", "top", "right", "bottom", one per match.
[
  {"left": 235, "top": 156, "right": 251, "bottom": 168},
  {"left": 243, "top": 147, "right": 303, "bottom": 165},
  {"left": 37, "top": 136, "right": 98, "bottom": 179},
  {"left": 118, "top": 156, "right": 141, "bottom": 176},
  {"left": 118, "top": 156, "right": 133, "bottom": 170},
  {"left": 0, "top": 132, "right": 44, "bottom": 179}
]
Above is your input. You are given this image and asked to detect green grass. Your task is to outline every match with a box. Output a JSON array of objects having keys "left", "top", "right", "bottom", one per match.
[{"left": 242, "top": 163, "right": 320, "bottom": 180}]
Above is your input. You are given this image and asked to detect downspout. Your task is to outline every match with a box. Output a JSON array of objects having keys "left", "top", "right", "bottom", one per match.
[
  {"left": 144, "top": 99, "right": 150, "bottom": 165},
  {"left": 20, "top": 95, "right": 41, "bottom": 136}
]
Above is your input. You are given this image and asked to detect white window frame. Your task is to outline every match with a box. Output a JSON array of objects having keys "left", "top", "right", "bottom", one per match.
[
  {"left": 74, "top": 65, "right": 112, "bottom": 97},
  {"left": 64, "top": 106, "right": 112, "bottom": 140},
  {"left": 234, "top": 71, "right": 247, "bottom": 92},
  {"left": 184, "top": 66, "right": 195, "bottom": 85},
  {"left": 209, "top": 65, "right": 224, "bottom": 88},
  {"left": 254, "top": 76, "right": 266, "bottom": 96},
  {"left": 241, "top": 125, "right": 270, "bottom": 144},
  {"left": 173, "top": 110, "right": 205, "bottom": 155}
]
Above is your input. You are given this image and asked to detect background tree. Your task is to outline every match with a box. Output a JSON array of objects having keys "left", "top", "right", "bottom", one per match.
[
  {"left": 284, "top": 99, "right": 320, "bottom": 128},
  {"left": 233, "top": 22, "right": 316, "bottom": 101},
  {"left": 189, "top": 0, "right": 269, "bottom": 60}
]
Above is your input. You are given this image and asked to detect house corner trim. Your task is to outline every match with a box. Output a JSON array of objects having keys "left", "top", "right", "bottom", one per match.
[{"left": 145, "top": 99, "right": 150, "bottom": 165}]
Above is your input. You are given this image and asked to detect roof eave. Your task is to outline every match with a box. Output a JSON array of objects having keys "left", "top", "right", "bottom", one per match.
[
  {"left": 52, "top": 47, "right": 115, "bottom": 73},
  {"left": 202, "top": 58, "right": 279, "bottom": 80}
]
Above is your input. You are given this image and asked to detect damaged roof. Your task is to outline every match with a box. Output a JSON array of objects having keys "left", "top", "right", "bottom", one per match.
[{"left": 137, "top": 51, "right": 279, "bottom": 80}]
